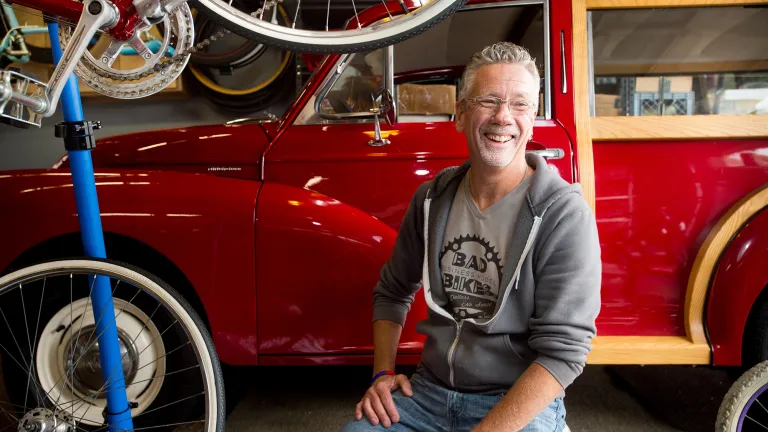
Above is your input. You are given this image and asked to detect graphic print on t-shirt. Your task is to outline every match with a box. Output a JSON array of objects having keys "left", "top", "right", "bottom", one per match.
[{"left": 440, "top": 234, "right": 503, "bottom": 320}]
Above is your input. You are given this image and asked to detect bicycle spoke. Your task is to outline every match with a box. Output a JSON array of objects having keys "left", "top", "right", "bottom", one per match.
[
  {"left": 325, "top": 0, "right": 331, "bottom": 31},
  {"left": 135, "top": 391, "right": 204, "bottom": 419},
  {"left": 258, "top": 0, "right": 267, "bottom": 20},
  {"left": 134, "top": 341, "right": 191, "bottom": 375},
  {"left": 131, "top": 420, "right": 205, "bottom": 431},
  {"left": 747, "top": 414, "right": 768, "bottom": 431},
  {"left": 0, "top": 411, "right": 19, "bottom": 432},
  {"left": 0, "top": 410, "right": 20, "bottom": 432},
  {"left": 0, "top": 340, "right": 39, "bottom": 397},
  {"left": 379, "top": 0, "right": 392, "bottom": 20},
  {"left": 19, "top": 284, "right": 33, "bottom": 411},
  {"left": 0, "top": 305, "right": 44, "bottom": 403},
  {"left": 292, "top": 0, "right": 301, "bottom": 29},
  {"left": 29, "top": 277, "right": 46, "bottom": 403},
  {"left": 351, "top": 0, "right": 360, "bottom": 28},
  {"left": 758, "top": 398, "right": 768, "bottom": 415},
  {"left": 0, "top": 398, "right": 32, "bottom": 413}
]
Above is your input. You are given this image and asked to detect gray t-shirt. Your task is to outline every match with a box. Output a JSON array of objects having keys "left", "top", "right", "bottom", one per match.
[{"left": 439, "top": 171, "right": 530, "bottom": 321}]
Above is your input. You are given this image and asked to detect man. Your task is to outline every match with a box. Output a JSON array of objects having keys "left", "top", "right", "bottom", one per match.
[{"left": 340, "top": 41, "right": 601, "bottom": 432}]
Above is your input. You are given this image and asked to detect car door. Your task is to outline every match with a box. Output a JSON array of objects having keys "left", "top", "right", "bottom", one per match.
[{"left": 259, "top": 0, "right": 573, "bottom": 360}]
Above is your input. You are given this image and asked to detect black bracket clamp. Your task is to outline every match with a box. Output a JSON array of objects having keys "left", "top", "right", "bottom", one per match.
[
  {"left": 55, "top": 120, "right": 103, "bottom": 151},
  {"left": 101, "top": 401, "right": 139, "bottom": 419}
]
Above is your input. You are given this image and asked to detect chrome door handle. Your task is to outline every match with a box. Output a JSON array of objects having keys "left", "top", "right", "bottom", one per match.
[{"left": 529, "top": 148, "right": 565, "bottom": 159}]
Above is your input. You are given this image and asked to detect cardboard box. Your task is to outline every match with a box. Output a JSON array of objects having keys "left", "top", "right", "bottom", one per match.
[
  {"left": 397, "top": 83, "right": 456, "bottom": 115},
  {"left": 635, "top": 76, "right": 693, "bottom": 93},
  {"left": 594, "top": 93, "right": 620, "bottom": 116}
]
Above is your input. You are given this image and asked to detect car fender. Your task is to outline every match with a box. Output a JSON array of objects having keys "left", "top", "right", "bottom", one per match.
[{"left": 706, "top": 204, "right": 768, "bottom": 366}]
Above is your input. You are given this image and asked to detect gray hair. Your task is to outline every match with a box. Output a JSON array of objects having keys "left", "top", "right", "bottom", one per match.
[{"left": 458, "top": 42, "right": 540, "bottom": 103}]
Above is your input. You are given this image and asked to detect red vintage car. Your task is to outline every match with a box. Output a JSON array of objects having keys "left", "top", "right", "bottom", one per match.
[{"left": 1, "top": 0, "right": 767, "bottom": 422}]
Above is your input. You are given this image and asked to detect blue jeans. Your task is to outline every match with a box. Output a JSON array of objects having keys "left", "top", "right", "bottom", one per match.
[{"left": 339, "top": 373, "right": 566, "bottom": 432}]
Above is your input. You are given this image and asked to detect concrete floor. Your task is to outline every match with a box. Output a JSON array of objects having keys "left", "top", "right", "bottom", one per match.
[{"left": 222, "top": 365, "right": 725, "bottom": 432}]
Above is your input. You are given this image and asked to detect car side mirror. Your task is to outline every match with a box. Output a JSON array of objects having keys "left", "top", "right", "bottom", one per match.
[{"left": 368, "top": 88, "right": 394, "bottom": 147}]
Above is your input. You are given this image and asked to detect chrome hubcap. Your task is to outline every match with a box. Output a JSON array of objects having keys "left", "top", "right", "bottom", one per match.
[{"left": 64, "top": 325, "right": 139, "bottom": 398}]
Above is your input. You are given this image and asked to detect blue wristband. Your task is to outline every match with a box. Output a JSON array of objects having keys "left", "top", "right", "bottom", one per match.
[{"left": 371, "top": 370, "right": 395, "bottom": 385}]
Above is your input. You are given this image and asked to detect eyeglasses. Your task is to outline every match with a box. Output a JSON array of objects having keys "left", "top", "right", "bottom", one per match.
[{"left": 465, "top": 96, "right": 537, "bottom": 113}]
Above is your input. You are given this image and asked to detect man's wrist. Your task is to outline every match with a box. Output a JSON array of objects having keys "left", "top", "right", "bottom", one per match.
[{"left": 371, "top": 369, "right": 395, "bottom": 384}]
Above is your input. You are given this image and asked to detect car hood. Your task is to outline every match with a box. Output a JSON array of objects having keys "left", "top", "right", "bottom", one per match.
[{"left": 55, "top": 122, "right": 272, "bottom": 177}]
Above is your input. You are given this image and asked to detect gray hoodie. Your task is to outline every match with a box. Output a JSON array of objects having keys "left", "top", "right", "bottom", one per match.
[{"left": 372, "top": 152, "right": 601, "bottom": 395}]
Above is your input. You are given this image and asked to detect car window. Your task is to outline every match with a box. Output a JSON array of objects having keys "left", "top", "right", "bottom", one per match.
[
  {"left": 295, "top": 2, "right": 550, "bottom": 125},
  {"left": 589, "top": 6, "right": 768, "bottom": 116},
  {"left": 316, "top": 48, "right": 387, "bottom": 117},
  {"left": 393, "top": 3, "right": 548, "bottom": 122}
]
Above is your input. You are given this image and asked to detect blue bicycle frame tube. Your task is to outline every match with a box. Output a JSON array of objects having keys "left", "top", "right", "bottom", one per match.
[{"left": 49, "top": 22, "right": 134, "bottom": 432}]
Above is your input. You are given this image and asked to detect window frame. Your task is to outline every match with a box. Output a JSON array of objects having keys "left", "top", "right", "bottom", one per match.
[{"left": 301, "top": 0, "right": 553, "bottom": 125}]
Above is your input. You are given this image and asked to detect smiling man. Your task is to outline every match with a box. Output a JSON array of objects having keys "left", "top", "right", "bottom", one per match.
[{"left": 339, "top": 42, "right": 602, "bottom": 432}]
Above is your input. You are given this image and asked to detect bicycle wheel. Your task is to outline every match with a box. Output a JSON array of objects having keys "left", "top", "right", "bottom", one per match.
[
  {"left": 717, "top": 360, "right": 768, "bottom": 431},
  {"left": 0, "top": 258, "right": 224, "bottom": 432},
  {"left": 191, "top": 0, "right": 466, "bottom": 53}
]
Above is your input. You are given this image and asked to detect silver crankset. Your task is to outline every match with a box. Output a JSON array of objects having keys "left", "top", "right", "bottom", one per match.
[{"left": 58, "top": 2, "right": 193, "bottom": 99}]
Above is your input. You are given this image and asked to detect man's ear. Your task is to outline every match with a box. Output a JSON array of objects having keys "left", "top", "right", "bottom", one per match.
[{"left": 455, "top": 100, "right": 465, "bottom": 133}]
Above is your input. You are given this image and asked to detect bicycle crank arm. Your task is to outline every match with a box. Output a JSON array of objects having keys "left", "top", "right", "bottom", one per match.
[
  {"left": 0, "top": 0, "right": 118, "bottom": 121},
  {"left": 43, "top": 0, "right": 118, "bottom": 116}
]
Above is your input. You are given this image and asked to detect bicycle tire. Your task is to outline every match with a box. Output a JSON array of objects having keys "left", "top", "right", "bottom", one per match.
[
  {"left": 716, "top": 360, "right": 768, "bottom": 431},
  {"left": 190, "top": 0, "right": 467, "bottom": 54},
  {"left": 0, "top": 258, "right": 225, "bottom": 432}
]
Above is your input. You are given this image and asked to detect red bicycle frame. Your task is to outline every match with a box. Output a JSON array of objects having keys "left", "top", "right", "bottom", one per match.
[{"left": 12, "top": 0, "right": 144, "bottom": 40}]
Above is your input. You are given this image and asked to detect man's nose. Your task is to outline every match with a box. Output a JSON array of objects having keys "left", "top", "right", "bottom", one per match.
[{"left": 492, "top": 101, "right": 515, "bottom": 124}]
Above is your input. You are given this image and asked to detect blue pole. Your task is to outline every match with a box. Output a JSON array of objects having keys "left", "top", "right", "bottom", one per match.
[{"left": 49, "top": 22, "right": 134, "bottom": 432}]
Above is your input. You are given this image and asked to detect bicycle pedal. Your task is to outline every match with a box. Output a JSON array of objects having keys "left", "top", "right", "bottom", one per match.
[{"left": 0, "top": 69, "right": 47, "bottom": 128}]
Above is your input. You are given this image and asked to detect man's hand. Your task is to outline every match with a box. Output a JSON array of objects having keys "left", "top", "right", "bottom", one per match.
[{"left": 355, "top": 374, "right": 413, "bottom": 428}]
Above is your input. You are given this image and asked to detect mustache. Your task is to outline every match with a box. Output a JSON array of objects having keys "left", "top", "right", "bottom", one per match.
[{"left": 480, "top": 125, "right": 519, "bottom": 136}]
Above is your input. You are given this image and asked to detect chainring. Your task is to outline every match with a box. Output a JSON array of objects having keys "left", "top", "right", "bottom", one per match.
[{"left": 58, "top": 3, "right": 194, "bottom": 99}]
